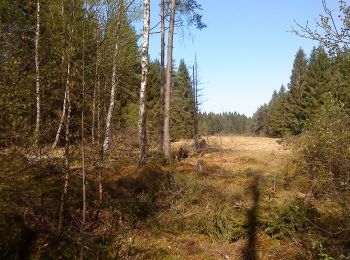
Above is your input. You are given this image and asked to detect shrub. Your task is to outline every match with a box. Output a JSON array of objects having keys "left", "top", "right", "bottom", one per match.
[{"left": 297, "top": 99, "right": 350, "bottom": 194}]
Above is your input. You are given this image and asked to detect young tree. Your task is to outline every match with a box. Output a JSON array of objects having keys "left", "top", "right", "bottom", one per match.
[
  {"left": 92, "top": 26, "right": 100, "bottom": 144},
  {"left": 103, "top": 1, "right": 123, "bottom": 153},
  {"left": 138, "top": 0, "right": 151, "bottom": 166},
  {"left": 34, "top": 0, "right": 41, "bottom": 145},
  {"left": 171, "top": 59, "right": 194, "bottom": 139}
]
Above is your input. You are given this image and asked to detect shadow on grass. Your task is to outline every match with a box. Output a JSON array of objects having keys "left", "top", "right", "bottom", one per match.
[
  {"left": 103, "top": 166, "right": 176, "bottom": 224},
  {"left": 242, "top": 174, "right": 260, "bottom": 260}
]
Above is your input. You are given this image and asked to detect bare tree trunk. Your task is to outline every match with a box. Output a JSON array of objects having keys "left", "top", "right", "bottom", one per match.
[
  {"left": 103, "top": 41, "right": 118, "bottom": 153},
  {"left": 80, "top": 21, "right": 86, "bottom": 259},
  {"left": 53, "top": 0, "right": 67, "bottom": 149},
  {"left": 138, "top": 0, "right": 150, "bottom": 166},
  {"left": 163, "top": 0, "right": 176, "bottom": 161},
  {"left": 158, "top": 0, "right": 165, "bottom": 151},
  {"left": 34, "top": 0, "right": 41, "bottom": 145},
  {"left": 193, "top": 56, "right": 199, "bottom": 151},
  {"left": 97, "top": 80, "right": 101, "bottom": 146},
  {"left": 58, "top": 61, "right": 71, "bottom": 233},
  {"left": 103, "top": 3, "right": 122, "bottom": 153},
  {"left": 92, "top": 27, "right": 100, "bottom": 144},
  {"left": 53, "top": 64, "right": 69, "bottom": 149},
  {"left": 97, "top": 75, "right": 103, "bottom": 202}
]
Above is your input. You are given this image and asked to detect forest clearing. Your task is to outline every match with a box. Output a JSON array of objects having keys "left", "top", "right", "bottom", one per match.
[
  {"left": 1, "top": 0, "right": 350, "bottom": 259},
  {"left": 2, "top": 135, "right": 348, "bottom": 259}
]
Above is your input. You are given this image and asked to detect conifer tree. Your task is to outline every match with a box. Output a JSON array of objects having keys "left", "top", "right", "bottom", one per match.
[
  {"left": 171, "top": 60, "right": 195, "bottom": 139},
  {"left": 301, "top": 47, "right": 332, "bottom": 123},
  {"left": 285, "top": 48, "right": 307, "bottom": 135},
  {"left": 266, "top": 85, "right": 288, "bottom": 137}
]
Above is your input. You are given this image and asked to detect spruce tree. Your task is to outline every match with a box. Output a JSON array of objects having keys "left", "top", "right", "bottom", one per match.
[
  {"left": 301, "top": 47, "right": 332, "bottom": 124},
  {"left": 285, "top": 48, "right": 308, "bottom": 135},
  {"left": 171, "top": 60, "right": 195, "bottom": 139},
  {"left": 266, "top": 85, "right": 288, "bottom": 137}
]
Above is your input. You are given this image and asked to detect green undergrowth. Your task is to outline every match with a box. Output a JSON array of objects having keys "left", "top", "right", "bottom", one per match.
[{"left": 1, "top": 144, "right": 349, "bottom": 259}]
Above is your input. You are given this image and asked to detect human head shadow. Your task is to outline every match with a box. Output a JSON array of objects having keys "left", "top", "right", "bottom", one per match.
[{"left": 242, "top": 173, "right": 260, "bottom": 260}]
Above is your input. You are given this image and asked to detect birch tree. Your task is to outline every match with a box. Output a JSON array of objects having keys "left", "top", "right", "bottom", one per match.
[
  {"left": 138, "top": 0, "right": 151, "bottom": 166},
  {"left": 58, "top": 60, "right": 72, "bottom": 233},
  {"left": 34, "top": 0, "right": 41, "bottom": 145},
  {"left": 103, "top": 1, "right": 123, "bottom": 154},
  {"left": 53, "top": 1, "right": 68, "bottom": 149}
]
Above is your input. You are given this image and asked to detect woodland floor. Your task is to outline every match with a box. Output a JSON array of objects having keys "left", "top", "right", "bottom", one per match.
[
  {"left": 1, "top": 136, "right": 311, "bottom": 259},
  {"left": 113, "top": 136, "right": 303, "bottom": 259}
]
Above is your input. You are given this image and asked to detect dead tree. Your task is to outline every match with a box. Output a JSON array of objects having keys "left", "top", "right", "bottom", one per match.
[
  {"left": 192, "top": 55, "right": 199, "bottom": 152},
  {"left": 163, "top": 0, "right": 176, "bottom": 161},
  {"left": 158, "top": 0, "right": 165, "bottom": 151}
]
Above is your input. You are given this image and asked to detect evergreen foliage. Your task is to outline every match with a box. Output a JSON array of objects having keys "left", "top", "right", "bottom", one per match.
[
  {"left": 285, "top": 48, "right": 307, "bottom": 134},
  {"left": 200, "top": 112, "right": 251, "bottom": 135},
  {"left": 171, "top": 60, "right": 195, "bottom": 139},
  {"left": 255, "top": 46, "right": 350, "bottom": 138}
]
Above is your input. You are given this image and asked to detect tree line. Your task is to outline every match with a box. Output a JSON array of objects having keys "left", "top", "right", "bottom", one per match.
[
  {"left": 251, "top": 46, "right": 350, "bottom": 137},
  {"left": 199, "top": 111, "right": 251, "bottom": 135}
]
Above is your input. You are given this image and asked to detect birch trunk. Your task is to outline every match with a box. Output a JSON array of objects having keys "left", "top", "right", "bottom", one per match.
[
  {"left": 163, "top": 0, "right": 176, "bottom": 160},
  {"left": 58, "top": 61, "right": 71, "bottom": 233},
  {"left": 103, "top": 42, "right": 118, "bottom": 153},
  {"left": 52, "top": 63, "right": 69, "bottom": 149},
  {"left": 103, "top": 4, "right": 122, "bottom": 154},
  {"left": 34, "top": 0, "right": 41, "bottom": 144},
  {"left": 158, "top": 0, "right": 165, "bottom": 151},
  {"left": 138, "top": 0, "right": 150, "bottom": 166}
]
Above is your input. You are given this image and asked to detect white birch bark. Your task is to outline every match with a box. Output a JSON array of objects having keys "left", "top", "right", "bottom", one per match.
[
  {"left": 52, "top": 63, "right": 69, "bottom": 149},
  {"left": 58, "top": 61, "right": 71, "bottom": 233},
  {"left": 103, "top": 5, "right": 122, "bottom": 153},
  {"left": 34, "top": 0, "right": 41, "bottom": 144},
  {"left": 138, "top": 0, "right": 150, "bottom": 166},
  {"left": 103, "top": 42, "right": 118, "bottom": 153},
  {"left": 163, "top": 0, "right": 176, "bottom": 160}
]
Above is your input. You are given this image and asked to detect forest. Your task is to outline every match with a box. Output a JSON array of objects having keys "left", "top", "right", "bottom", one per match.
[{"left": 0, "top": 0, "right": 350, "bottom": 259}]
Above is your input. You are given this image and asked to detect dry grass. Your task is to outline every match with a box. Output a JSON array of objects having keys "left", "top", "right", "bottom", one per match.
[{"left": 123, "top": 135, "right": 306, "bottom": 259}]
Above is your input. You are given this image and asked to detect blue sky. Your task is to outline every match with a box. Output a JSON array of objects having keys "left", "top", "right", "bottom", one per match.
[{"left": 137, "top": 0, "right": 337, "bottom": 117}]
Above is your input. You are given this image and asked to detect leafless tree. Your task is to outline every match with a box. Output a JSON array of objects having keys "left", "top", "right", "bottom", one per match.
[
  {"left": 158, "top": 0, "right": 165, "bottom": 151},
  {"left": 292, "top": 0, "right": 350, "bottom": 49},
  {"left": 163, "top": 0, "right": 176, "bottom": 161}
]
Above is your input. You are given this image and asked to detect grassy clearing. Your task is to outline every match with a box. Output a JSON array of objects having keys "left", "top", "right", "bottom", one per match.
[{"left": 1, "top": 136, "right": 347, "bottom": 259}]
